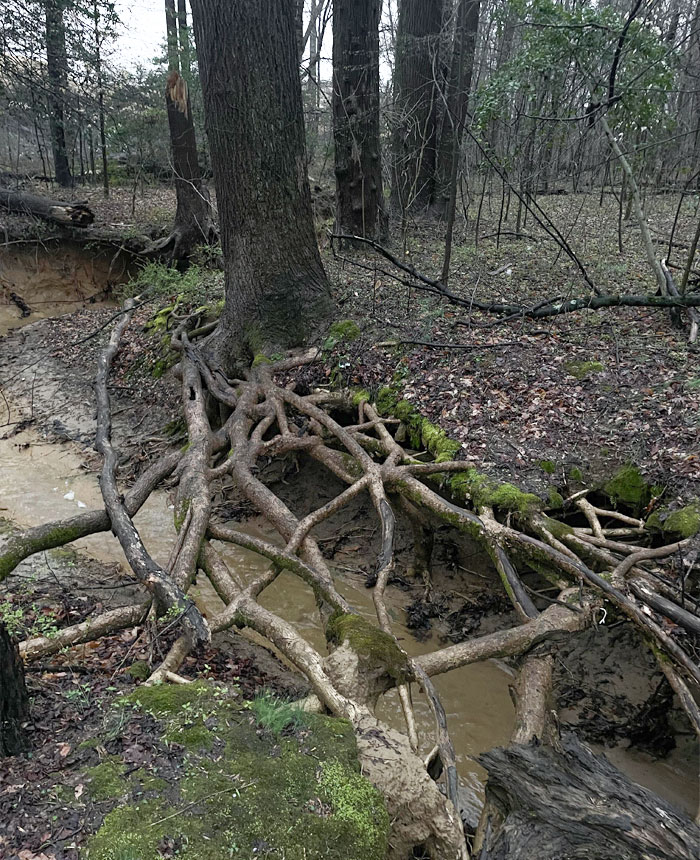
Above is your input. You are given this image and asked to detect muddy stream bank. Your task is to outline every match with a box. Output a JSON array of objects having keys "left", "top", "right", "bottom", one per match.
[
  {"left": 0, "top": 271, "right": 696, "bottom": 822},
  {"left": 1, "top": 427, "right": 696, "bottom": 820}
]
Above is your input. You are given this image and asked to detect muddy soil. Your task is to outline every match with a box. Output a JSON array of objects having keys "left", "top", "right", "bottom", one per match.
[{"left": 0, "top": 239, "right": 698, "bottom": 857}]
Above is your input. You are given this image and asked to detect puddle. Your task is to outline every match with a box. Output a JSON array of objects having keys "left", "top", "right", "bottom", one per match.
[
  {"left": 0, "top": 430, "right": 697, "bottom": 818},
  {"left": 0, "top": 241, "right": 133, "bottom": 336}
]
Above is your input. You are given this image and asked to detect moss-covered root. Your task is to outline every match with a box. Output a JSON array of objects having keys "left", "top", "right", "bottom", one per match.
[{"left": 0, "top": 518, "right": 101, "bottom": 582}]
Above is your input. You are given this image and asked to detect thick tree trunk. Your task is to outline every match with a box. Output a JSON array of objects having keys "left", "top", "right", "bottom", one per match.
[
  {"left": 163, "top": 0, "right": 212, "bottom": 260},
  {"left": 45, "top": 0, "right": 72, "bottom": 188},
  {"left": 0, "top": 621, "right": 30, "bottom": 757},
  {"left": 391, "top": 0, "right": 443, "bottom": 212},
  {"left": 0, "top": 187, "right": 94, "bottom": 227},
  {"left": 190, "top": 0, "right": 334, "bottom": 369},
  {"left": 332, "top": 0, "right": 385, "bottom": 239},
  {"left": 476, "top": 734, "right": 700, "bottom": 859}
]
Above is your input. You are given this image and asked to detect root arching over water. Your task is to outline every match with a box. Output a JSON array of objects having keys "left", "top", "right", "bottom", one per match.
[{"left": 2, "top": 303, "right": 700, "bottom": 858}]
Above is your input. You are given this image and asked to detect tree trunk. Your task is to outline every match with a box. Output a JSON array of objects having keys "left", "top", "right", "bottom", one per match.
[
  {"left": 391, "top": 0, "right": 443, "bottom": 213},
  {"left": 189, "top": 0, "right": 334, "bottom": 370},
  {"left": 45, "top": 0, "right": 72, "bottom": 188},
  {"left": 0, "top": 621, "right": 30, "bottom": 757},
  {"left": 0, "top": 187, "right": 94, "bottom": 226},
  {"left": 93, "top": 0, "right": 109, "bottom": 197},
  {"left": 332, "top": 0, "right": 385, "bottom": 239},
  {"left": 433, "top": 0, "right": 481, "bottom": 216},
  {"left": 164, "top": 0, "right": 212, "bottom": 260}
]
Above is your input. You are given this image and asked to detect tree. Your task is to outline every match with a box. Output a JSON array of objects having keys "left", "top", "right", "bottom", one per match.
[
  {"left": 45, "top": 0, "right": 72, "bottom": 187},
  {"left": 189, "top": 0, "right": 334, "bottom": 370},
  {"left": 391, "top": 0, "right": 443, "bottom": 213},
  {"left": 332, "top": 0, "right": 385, "bottom": 239},
  {"left": 162, "top": 0, "right": 213, "bottom": 260},
  {"left": 0, "top": 621, "right": 30, "bottom": 757}
]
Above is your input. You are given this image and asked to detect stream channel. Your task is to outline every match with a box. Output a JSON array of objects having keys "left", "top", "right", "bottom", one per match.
[{"left": 0, "top": 247, "right": 697, "bottom": 822}]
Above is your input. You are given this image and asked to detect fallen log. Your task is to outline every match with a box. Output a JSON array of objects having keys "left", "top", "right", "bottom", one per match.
[
  {"left": 476, "top": 734, "right": 700, "bottom": 859},
  {"left": 0, "top": 187, "right": 94, "bottom": 228}
]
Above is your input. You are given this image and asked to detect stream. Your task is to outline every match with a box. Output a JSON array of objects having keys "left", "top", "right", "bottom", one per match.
[{"left": 0, "top": 273, "right": 697, "bottom": 821}]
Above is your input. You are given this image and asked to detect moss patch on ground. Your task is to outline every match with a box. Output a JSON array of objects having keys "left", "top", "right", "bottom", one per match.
[
  {"left": 83, "top": 682, "right": 388, "bottom": 860},
  {"left": 565, "top": 360, "right": 604, "bottom": 380},
  {"left": 646, "top": 502, "right": 700, "bottom": 539},
  {"left": 604, "top": 464, "right": 659, "bottom": 512}
]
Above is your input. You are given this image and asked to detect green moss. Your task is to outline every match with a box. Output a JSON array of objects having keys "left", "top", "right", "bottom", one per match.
[
  {"left": 547, "top": 488, "right": 564, "bottom": 509},
  {"left": 127, "top": 679, "right": 215, "bottom": 716},
  {"left": 541, "top": 515, "right": 574, "bottom": 540},
  {"left": 565, "top": 360, "right": 604, "bottom": 380},
  {"left": 569, "top": 466, "right": 584, "bottom": 482},
  {"left": 174, "top": 498, "right": 190, "bottom": 531},
  {"left": 326, "top": 612, "right": 408, "bottom": 683},
  {"left": 319, "top": 760, "right": 389, "bottom": 852},
  {"left": 448, "top": 469, "right": 540, "bottom": 514},
  {"left": 84, "top": 683, "right": 388, "bottom": 860},
  {"left": 328, "top": 320, "right": 361, "bottom": 342},
  {"left": 252, "top": 353, "right": 272, "bottom": 367},
  {"left": 539, "top": 460, "right": 556, "bottom": 474},
  {"left": 126, "top": 660, "right": 150, "bottom": 680},
  {"left": 604, "top": 465, "right": 651, "bottom": 511},
  {"left": 375, "top": 386, "right": 399, "bottom": 416},
  {"left": 85, "top": 757, "right": 127, "bottom": 801},
  {"left": 351, "top": 388, "right": 371, "bottom": 407},
  {"left": 659, "top": 503, "right": 700, "bottom": 538}
]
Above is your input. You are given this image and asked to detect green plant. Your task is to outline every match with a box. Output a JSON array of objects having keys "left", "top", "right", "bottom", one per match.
[
  {"left": 64, "top": 683, "right": 92, "bottom": 711},
  {"left": 249, "top": 691, "right": 305, "bottom": 737}
]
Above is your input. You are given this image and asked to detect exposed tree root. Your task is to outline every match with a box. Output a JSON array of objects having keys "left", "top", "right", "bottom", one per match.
[{"left": 3, "top": 303, "right": 699, "bottom": 857}]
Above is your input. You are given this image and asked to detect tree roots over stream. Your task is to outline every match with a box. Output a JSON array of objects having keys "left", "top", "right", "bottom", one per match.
[{"left": 2, "top": 302, "right": 699, "bottom": 858}]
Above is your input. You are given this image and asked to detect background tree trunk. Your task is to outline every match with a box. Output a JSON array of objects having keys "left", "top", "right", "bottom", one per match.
[
  {"left": 45, "top": 0, "right": 72, "bottom": 188},
  {"left": 164, "top": 0, "right": 212, "bottom": 259},
  {"left": 391, "top": 0, "right": 443, "bottom": 213},
  {"left": 0, "top": 621, "right": 30, "bottom": 757},
  {"left": 332, "top": 0, "right": 385, "bottom": 239},
  {"left": 190, "top": 0, "right": 333, "bottom": 369},
  {"left": 434, "top": 0, "right": 481, "bottom": 215}
]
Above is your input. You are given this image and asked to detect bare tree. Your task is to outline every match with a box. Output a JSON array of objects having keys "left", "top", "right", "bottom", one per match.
[{"left": 332, "top": 0, "right": 385, "bottom": 239}]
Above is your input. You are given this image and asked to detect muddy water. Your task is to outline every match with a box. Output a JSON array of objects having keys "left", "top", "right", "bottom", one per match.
[
  {"left": 0, "top": 242, "right": 130, "bottom": 336},
  {"left": 1, "top": 428, "right": 698, "bottom": 818}
]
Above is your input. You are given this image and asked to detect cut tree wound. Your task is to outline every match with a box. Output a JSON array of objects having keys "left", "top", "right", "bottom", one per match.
[{"left": 2, "top": 303, "right": 699, "bottom": 858}]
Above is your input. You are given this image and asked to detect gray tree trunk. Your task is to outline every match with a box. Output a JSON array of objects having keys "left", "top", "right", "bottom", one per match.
[{"left": 190, "top": 0, "right": 333, "bottom": 370}]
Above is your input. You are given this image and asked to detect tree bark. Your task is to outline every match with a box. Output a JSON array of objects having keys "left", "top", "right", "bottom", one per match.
[
  {"left": 190, "top": 0, "right": 334, "bottom": 369},
  {"left": 391, "top": 0, "right": 443, "bottom": 212},
  {"left": 434, "top": 0, "right": 481, "bottom": 215},
  {"left": 332, "top": 0, "right": 385, "bottom": 239},
  {"left": 45, "top": 0, "right": 72, "bottom": 188},
  {"left": 0, "top": 187, "right": 94, "bottom": 227},
  {"left": 0, "top": 621, "right": 30, "bottom": 757},
  {"left": 475, "top": 734, "right": 700, "bottom": 859},
  {"left": 164, "top": 0, "right": 212, "bottom": 260}
]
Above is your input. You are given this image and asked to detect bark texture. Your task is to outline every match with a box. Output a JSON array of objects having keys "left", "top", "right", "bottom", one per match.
[
  {"left": 164, "top": 0, "right": 213, "bottom": 260},
  {"left": 0, "top": 188, "right": 94, "bottom": 227},
  {"left": 332, "top": 0, "right": 385, "bottom": 239},
  {"left": 190, "top": 0, "right": 333, "bottom": 369},
  {"left": 0, "top": 621, "right": 30, "bottom": 757},
  {"left": 45, "top": 0, "right": 72, "bottom": 188},
  {"left": 476, "top": 734, "right": 700, "bottom": 859},
  {"left": 392, "top": 0, "right": 443, "bottom": 211}
]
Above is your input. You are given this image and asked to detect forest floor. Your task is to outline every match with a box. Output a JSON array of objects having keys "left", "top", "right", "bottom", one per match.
[{"left": 1, "top": 181, "right": 699, "bottom": 858}]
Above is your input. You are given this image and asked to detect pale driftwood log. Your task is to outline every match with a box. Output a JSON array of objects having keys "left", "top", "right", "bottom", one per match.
[{"left": 0, "top": 187, "right": 94, "bottom": 227}]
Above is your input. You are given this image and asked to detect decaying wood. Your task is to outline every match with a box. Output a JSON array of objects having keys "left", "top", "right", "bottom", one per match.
[
  {"left": 4, "top": 300, "right": 699, "bottom": 857},
  {"left": 0, "top": 187, "right": 94, "bottom": 227},
  {"left": 475, "top": 734, "right": 700, "bottom": 859}
]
